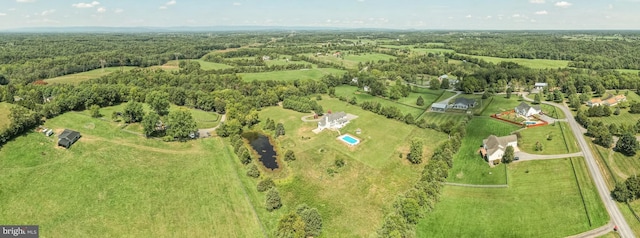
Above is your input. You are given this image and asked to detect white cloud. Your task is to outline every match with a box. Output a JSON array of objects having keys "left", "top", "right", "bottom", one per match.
[
  {"left": 72, "top": 1, "right": 100, "bottom": 8},
  {"left": 555, "top": 1, "right": 572, "bottom": 7},
  {"left": 41, "top": 9, "right": 56, "bottom": 16},
  {"left": 608, "top": 4, "right": 614, "bottom": 9},
  {"left": 166, "top": 0, "right": 176, "bottom": 5},
  {"left": 512, "top": 14, "right": 521, "bottom": 18},
  {"left": 159, "top": 6, "right": 167, "bottom": 10},
  {"left": 8, "top": 8, "right": 16, "bottom": 11},
  {"left": 357, "top": 0, "right": 365, "bottom": 2},
  {"left": 114, "top": 8, "right": 123, "bottom": 13},
  {"left": 530, "top": 0, "right": 545, "bottom": 3},
  {"left": 465, "top": 14, "right": 472, "bottom": 18},
  {"left": 233, "top": 2, "right": 241, "bottom": 6},
  {"left": 97, "top": 7, "right": 106, "bottom": 13},
  {"left": 0, "top": 13, "right": 6, "bottom": 16},
  {"left": 535, "top": 10, "right": 548, "bottom": 15},
  {"left": 16, "top": 0, "right": 36, "bottom": 2}
]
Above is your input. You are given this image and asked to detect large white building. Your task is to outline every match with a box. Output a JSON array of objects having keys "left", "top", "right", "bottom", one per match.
[
  {"left": 481, "top": 135, "right": 518, "bottom": 163},
  {"left": 317, "top": 111, "right": 349, "bottom": 131},
  {"left": 515, "top": 102, "right": 541, "bottom": 117}
]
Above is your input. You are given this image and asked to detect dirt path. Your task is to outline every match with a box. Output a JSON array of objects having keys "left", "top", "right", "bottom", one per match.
[
  {"left": 198, "top": 114, "right": 226, "bottom": 138},
  {"left": 513, "top": 151, "right": 584, "bottom": 162}
]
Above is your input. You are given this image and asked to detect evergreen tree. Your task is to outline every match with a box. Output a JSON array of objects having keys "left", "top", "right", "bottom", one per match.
[
  {"left": 285, "top": 150, "right": 296, "bottom": 161},
  {"left": 276, "top": 212, "right": 306, "bottom": 238},
  {"left": 246, "top": 164, "right": 260, "bottom": 178},
  {"left": 416, "top": 96, "right": 424, "bottom": 106},
  {"left": 266, "top": 188, "right": 282, "bottom": 211},
  {"left": 275, "top": 123, "right": 285, "bottom": 137},
  {"left": 502, "top": 145, "right": 514, "bottom": 163},
  {"left": 407, "top": 139, "right": 423, "bottom": 164}
]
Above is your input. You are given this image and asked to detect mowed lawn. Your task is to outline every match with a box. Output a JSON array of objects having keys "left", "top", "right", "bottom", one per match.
[
  {"left": 459, "top": 53, "right": 570, "bottom": 69},
  {"left": 259, "top": 97, "right": 448, "bottom": 236},
  {"left": 417, "top": 158, "right": 608, "bottom": 237},
  {"left": 481, "top": 96, "right": 525, "bottom": 116},
  {"left": 44, "top": 67, "right": 136, "bottom": 84},
  {"left": 0, "top": 113, "right": 264, "bottom": 237},
  {"left": 518, "top": 122, "right": 580, "bottom": 155},
  {"left": 0, "top": 102, "right": 12, "bottom": 130},
  {"left": 238, "top": 68, "right": 346, "bottom": 82},
  {"left": 448, "top": 117, "right": 519, "bottom": 185}
]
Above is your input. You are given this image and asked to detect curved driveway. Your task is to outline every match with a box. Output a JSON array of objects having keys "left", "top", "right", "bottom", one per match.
[{"left": 523, "top": 94, "right": 634, "bottom": 238}]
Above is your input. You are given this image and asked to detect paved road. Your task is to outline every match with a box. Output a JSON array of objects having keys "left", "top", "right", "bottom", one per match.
[
  {"left": 523, "top": 94, "right": 634, "bottom": 238},
  {"left": 513, "top": 151, "right": 583, "bottom": 162},
  {"left": 198, "top": 114, "right": 226, "bottom": 138}
]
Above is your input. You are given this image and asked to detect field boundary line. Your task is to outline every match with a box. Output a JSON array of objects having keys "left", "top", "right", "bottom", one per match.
[
  {"left": 569, "top": 157, "right": 593, "bottom": 227},
  {"left": 444, "top": 182, "right": 508, "bottom": 188}
]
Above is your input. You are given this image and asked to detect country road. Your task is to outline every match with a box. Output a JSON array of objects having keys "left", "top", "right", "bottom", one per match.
[{"left": 523, "top": 94, "right": 634, "bottom": 238}]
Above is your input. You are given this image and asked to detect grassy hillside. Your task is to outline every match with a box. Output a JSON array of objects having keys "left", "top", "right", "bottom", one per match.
[
  {"left": 44, "top": 67, "right": 136, "bottom": 84},
  {"left": 0, "top": 112, "right": 264, "bottom": 237}
]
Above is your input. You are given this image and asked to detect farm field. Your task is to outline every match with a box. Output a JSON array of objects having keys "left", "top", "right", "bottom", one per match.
[
  {"left": 0, "top": 102, "right": 12, "bottom": 130},
  {"left": 44, "top": 67, "right": 136, "bottom": 84},
  {"left": 333, "top": 85, "right": 425, "bottom": 117},
  {"left": 258, "top": 97, "right": 448, "bottom": 236},
  {"left": 0, "top": 112, "right": 265, "bottom": 237},
  {"left": 458, "top": 53, "right": 570, "bottom": 69},
  {"left": 306, "top": 53, "right": 395, "bottom": 69},
  {"left": 447, "top": 117, "right": 519, "bottom": 185},
  {"left": 417, "top": 158, "right": 608, "bottom": 237},
  {"left": 238, "top": 68, "right": 346, "bottom": 82},
  {"left": 517, "top": 122, "right": 580, "bottom": 155}
]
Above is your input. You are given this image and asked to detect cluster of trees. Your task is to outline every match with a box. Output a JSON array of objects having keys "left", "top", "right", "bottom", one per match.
[
  {"left": 282, "top": 96, "right": 323, "bottom": 114},
  {"left": 585, "top": 105, "right": 613, "bottom": 117},
  {"left": 276, "top": 204, "right": 323, "bottom": 238},
  {"left": 359, "top": 101, "right": 404, "bottom": 120},
  {"left": 407, "top": 139, "right": 423, "bottom": 164},
  {"left": 378, "top": 118, "right": 469, "bottom": 237},
  {"left": 0, "top": 105, "right": 41, "bottom": 148},
  {"left": 230, "top": 134, "right": 253, "bottom": 165},
  {"left": 612, "top": 176, "right": 640, "bottom": 202}
]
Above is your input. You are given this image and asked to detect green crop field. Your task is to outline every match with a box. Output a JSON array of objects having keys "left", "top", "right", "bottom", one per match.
[
  {"left": 238, "top": 68, "right": 346, "bottom": 82},
  {"left": 333, "top": 85, "right": 425, "bottom": 117},
  {"left": 418, "top": 158, "right": 608, "bottom": 237},
  {"left": 0, "top": 102, "right": 12, "bottom": 130},
  {"left": 258, "top": 97, "right": 448, "bottom": 236},
  {"left": 448, "top": 117, "right": 519, "bottom": 185},
  {"left": 458, "top": 53, "right": 570, "bottom": 69},
  {"left": 44, "top": 67, "right": 136, "bottom": 84},
  {"left": 518, "top": 122, "right": 580, "bottom": 155},
  {"left": 0, "top": 112, "right": 265, "bottom": 237}
]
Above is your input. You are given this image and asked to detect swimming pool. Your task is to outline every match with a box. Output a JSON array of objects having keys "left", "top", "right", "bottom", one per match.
[
  {"left": 524, "top": 121, "right": 537, "bottom": 125},
  {"left": 338, "top": 134, "right": 360, "bottom": 146}
]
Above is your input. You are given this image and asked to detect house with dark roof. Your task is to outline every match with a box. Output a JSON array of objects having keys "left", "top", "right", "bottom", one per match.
[
  {"left": 317, "top": 111, "right": 349, "bottom": 131},
  {"left": 58, "top": 129, "right": 81, "bottom": 149},
  {"left": 449, "top": 98, "right": 477, "bottom": 110},
  {"left": 515, "top": 102, "right": 541, "bottom": 117},
  {"left": 480, "top": 134, "right": 518, "bottom": 163}
]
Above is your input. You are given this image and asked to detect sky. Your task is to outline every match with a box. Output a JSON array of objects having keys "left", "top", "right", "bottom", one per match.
[{"left": 0, "top": 0, "right": 639, "bottom": 30}]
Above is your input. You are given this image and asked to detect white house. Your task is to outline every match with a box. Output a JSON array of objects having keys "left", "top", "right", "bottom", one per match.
[
  {"left": 317, "top": 111, "right": 349, "bottom": 131},
  {"left": 515, "top": 102, "right": 541, "bottom": 117},
  {"left": 534, "top": 82, "right": 548, "bottom": 90},
  {"left": 481, "top": 135, "right": 518, "bottom": 163},
  {"left": 431, "top": 103, "right": 448, "bottom": 112}
]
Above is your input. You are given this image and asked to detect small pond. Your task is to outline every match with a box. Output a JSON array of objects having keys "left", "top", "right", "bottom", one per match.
[{"left": 242, "top": 132, "right": 279, "bottom": 170}]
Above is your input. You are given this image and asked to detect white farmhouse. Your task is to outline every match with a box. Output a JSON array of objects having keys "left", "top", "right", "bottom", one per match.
[
  {"left": 515, "top": 102, "right": 541, "bottom": 117},
  {"left": 317, "top": 111, "right": 349, "bottom": 131},
  {"left": 481, "top": 135, "right": 518, "bottom": 163}
]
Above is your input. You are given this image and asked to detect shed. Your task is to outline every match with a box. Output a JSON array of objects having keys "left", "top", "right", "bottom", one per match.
[{"left": 58, "top": 129, "right": 81, "bottom": 149}]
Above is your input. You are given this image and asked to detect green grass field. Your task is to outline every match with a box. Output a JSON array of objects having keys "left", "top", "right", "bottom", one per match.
[
  {"left": 419, "top": 112, "right": 468, "bottom": 124},
  {"left": 458, "top": 54, "right": 570, "bottom": 69},
  {"left": 481, "top": 96, "right": 525, "bottom": 116},
  {"left": 0, "top": 102, "right": 12, "bottom": 130},
  {"left": 540, "top": 103, "right": 566, "bottom": 119},
  {"left": 306, "top": 53, "right": 395, "bottom": 69},
  {"left": 44, "top": 67, "right": 136, "bottom": 84},
  {"left": 418, "top": 158, "right": 608, "bottom": 237},
  {"left": 518, "top": 122, "right": 580, "bottom": 155},
  {"left": 0, "top": 112, "right": 265, "bottom": 237},
  {"left": 264, "top": 58, "right": 314, "bottom": 67},
  {"left": 238, "top": 68, "right": 346, "bottom": 82},
  {"left": 258, "top": 97, "right": 448, "bottom": 236},
  {"left": 333, "top": 85, "right": 425, "bottom": 117},
  {"left": 448, "top": 117, "right": 519, "bottom": 185}
]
